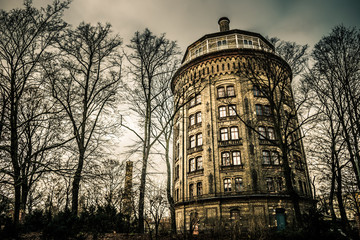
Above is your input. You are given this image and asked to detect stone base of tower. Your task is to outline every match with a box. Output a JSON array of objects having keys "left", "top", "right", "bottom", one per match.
[{"left": 175, "top": 195, "right": 313, "bottom": 234}]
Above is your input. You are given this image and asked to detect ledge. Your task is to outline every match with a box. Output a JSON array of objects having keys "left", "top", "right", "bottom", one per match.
[{"left": 218, "top": 139, "right": 242, "bottom": 147}]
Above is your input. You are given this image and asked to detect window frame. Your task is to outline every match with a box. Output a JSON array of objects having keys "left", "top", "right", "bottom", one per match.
[
  {"left": 220, "top": 128, "right": 229, "bottom": 141},
  {"left": 224, "top": 178, "right": 232, "bottom": 192},
  {"left": 232, "top": 151, "right": 241, "bottom": 165},
  {"left": 197, "top": 182, "right": 203, "bottom": 196},
  {"left": 219, "top": 106, "right": 227, "bottom": 118},
  {"left": 217, "top": 87, "right": 225, "bottom": 98},
  {"left": 227, "top": 86, "right": 235, "bottom": 97},
  {"left": 230, "top": 126, "right": 239, "bottom": 140},
  {"left": 228, "top": 105, "right": 236, "bottom": 116},
  {"left": 221, "top": 152, "right": 231, "bottom": 166},
  {"left": 196, "top": 156, "right": 203, "bottom": 170},
  {"left": 235, "top": 177, "right": 243, "bottom": 192},
  {"left": 189, "top": 158, "right": 195, "bottom": 172}
]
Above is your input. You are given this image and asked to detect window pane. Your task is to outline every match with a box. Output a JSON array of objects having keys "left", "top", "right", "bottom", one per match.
[
  {"left": 190, "top": 115, "right": 195, "bottom": 126},
  {"left": 220, "top": 128, "right": 229, "bottom": 141},
  {"left": 277, "top": 177, "right": 283, "bottom": 191},
  {"left": 196, "top": 112, "right": 202, "bottom": 123},
  {"left": 233, "top": 151, "right": 241, "bottom": 165},
  {"left": 264, "top": 105, "right": 271, "bottom": 116},
  {"left": 262, "top": 151, "right": 270, "bottom": 165},
  {"left": 190, "top": 159, "right": 195, "bottom": 172},
  {"left": 190, "top": 97, "right": 195, "bottom": 107},
  {"left": 272, "top": 151, "right": 280, "bottom": 165},
  {"left": 253, "top": 86, "right": 261, "bottom": 96},
  {"left": 190, "top": 135, "right": 195, "bottom": 148},
  {"left": 197, "top": 133, "right": 202, "bottom": 146},
  {"left": 218, "top": 87, "right": 225, "bottom": 98},
  {"left": 189, "top": 184, "right": 194, "bottom": 198},
  {"left": 259, "top": 127, "right": 266, "bottom": 139},
  {"left": 229, "top": 105, "right": 236, "bottom": 116},
  {"left": 222, "top": 152, "right": 230, "bottom": 166},
  {"left": 230, "top": 127, "right": 239, "bottom": 140},
  {"left": 219, "top": 106, "right": 227, "bottom": 118},
  {"left": 235, "top": 178, "right": 243, "bottom": 192},
  {"left": 197, "top": 182, "right": 202, "bottom": 196},
  {"left": 227, "top": 86, "right": 235, "bottom": 96},
  {"left": 266, "top": 177, "right": 274, "bottom": 192},
  {"left": 224, "top": 178, "right": 231, "bottom": 192},
  {"left": 267, "top": 127, "right": 275, "bottom": 140},
  {"left": 196, "top": 95, "right": 201, "bottom": 104},
  {"left": 196, "top": 156, "right": 203, "bottom": 170},
  {"left": 255, "top": 104, "right": 263, "bottom": 115}
]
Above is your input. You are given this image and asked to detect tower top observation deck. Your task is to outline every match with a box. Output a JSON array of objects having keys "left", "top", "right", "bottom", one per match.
[{"left": 181, "top": 17, "right": 275, "bottom": 65}]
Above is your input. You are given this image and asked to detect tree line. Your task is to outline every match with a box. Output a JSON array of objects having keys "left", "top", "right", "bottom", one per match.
[{"left": 0, "top": 0, "right": 359, "bottom": 239}]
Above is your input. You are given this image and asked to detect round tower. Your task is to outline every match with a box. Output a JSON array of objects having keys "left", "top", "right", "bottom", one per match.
[{"left": 172, "top": 18, "right": 313, "bottom": 233}]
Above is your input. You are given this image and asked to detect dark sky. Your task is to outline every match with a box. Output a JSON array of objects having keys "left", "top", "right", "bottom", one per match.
[{"left": 1, "top": 0, "right": 360, "bottom": 52}]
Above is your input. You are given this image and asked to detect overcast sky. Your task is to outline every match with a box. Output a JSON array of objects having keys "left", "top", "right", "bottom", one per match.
[
  {"left": 1, "top": 0, "right": 360, "bottom": 175},
  {"left": 1, "top": 0, "right": 360, "bottom": 52}
]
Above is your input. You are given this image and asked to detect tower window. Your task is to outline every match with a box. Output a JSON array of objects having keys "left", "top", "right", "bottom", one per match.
[
  {"left": 196, "top": 112, "right": 202, "bottom": 124},
  {"left": 196, "top": 156, "right": 203, "bottom": 170},
  {"left": 266, "top": 177, "right": 274, "bottom": 192},
  {"left": 230, "top": 209, "right": 240, "bottom": 221},
  {"left": 235, "top": 177, "right": 243, "bottom": 192},
  {"left": 190, "top": 135, "right": 196, "bottom": 148},
  {"left": 258, "top": 127, "right": 266, "bottom": 139},
  {"left": 189, "top": 184, "right": 194, "bottom": 199},
  {"left": 219, "top": 106, "right": 227, "bottom": 118},
  {"left": 220, "top": 128, "right": 229, "bottom": 141},
  {"left": 197, "top": 182, "right": 203, "bottom": 196},
  {"left": 189, "top": 158, "right": 195, "bottom": 172},
  {"left": 217, "top": 87, "right": 225, "bottom": 98},
  {"left": 197, "top": 133, "right": 202, "bottom": 146},
  {"left": 227, "top": 86, "right": 235, "bottom": 96},
  {"left": 224, "top": 178, "right": 232, "bottom": 192},
  {"left": 229, "top": 105, "right": 236, "bottom": 116},
  {"left": 190, "top": 114, "right": 195, "bottom": 126},
  {"left": 253, "top": 85, "right": 262, "bottom": 96},
  {"left": 267, "top": 127, "right": 275, "bottom": 140},
  {"left": 230, "top": 126, "right": 239, "bottom": 140},
  {"left": 232, "top": 151, "right": 241, "bottom": 165},
  {"left": 221, "top": 152, "right": 231, "bottom": 166},
  {"left": 262, "top": 150, "right": 271, "bottom": 165}
]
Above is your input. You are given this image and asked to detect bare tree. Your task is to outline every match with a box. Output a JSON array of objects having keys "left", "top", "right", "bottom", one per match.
[
  {"left": 122, "top": 28, "right": 179, "bottom": 233},
  {"left": 234, "top": 45, "right": 313, "bottom": 226},
  {"left": 303, "top": 24, "right": 360, "bottom": 231},
  {"left": 0, "top": 0, "right": 70, "bottom": 224},
  {"left": 44, "top": 22, "right": 122, "bottom": 215},
  {"left": 145, "top": 183, "right": 168, "bottom": 240}
]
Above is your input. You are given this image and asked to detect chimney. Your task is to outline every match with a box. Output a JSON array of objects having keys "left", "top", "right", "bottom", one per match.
[{"left": 218, "top": 17, "right": 230, "bottom": 32}]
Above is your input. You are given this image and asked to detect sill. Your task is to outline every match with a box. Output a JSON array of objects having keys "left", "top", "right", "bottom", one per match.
[
  {"left": 217, "top": 95, "right": 236, "bottom": 100},
  {"left": 259, "top": 139, "right": 277, "bottom": 145},
  {"left": 188, "top": 146, "right": 203, "bottom": 154},
  {"left": 262, "top": 164, "right": 281, "bottom": 168},
  {"left": 219, "top": 116, "right": 238, "bottom": 121},
  {"left": 218, "top": 139, "right": 242, "bottom": 147},
  {"left": 187, "top": 169, "right": 204, "bottom": 177},
  {"left": 220, "top": 165, "right": 244, "bottom": 171}
]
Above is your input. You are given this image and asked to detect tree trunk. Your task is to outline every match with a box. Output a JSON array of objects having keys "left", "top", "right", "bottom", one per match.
[
  {"left": 335, "top": 159, "right": 350, "bottom": 231},
  {"left": 71, "top": 151, "right": 85, "bottom": 215},
  {"left": 165, "top": 137, "right": 176, "bottom": 233}
]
